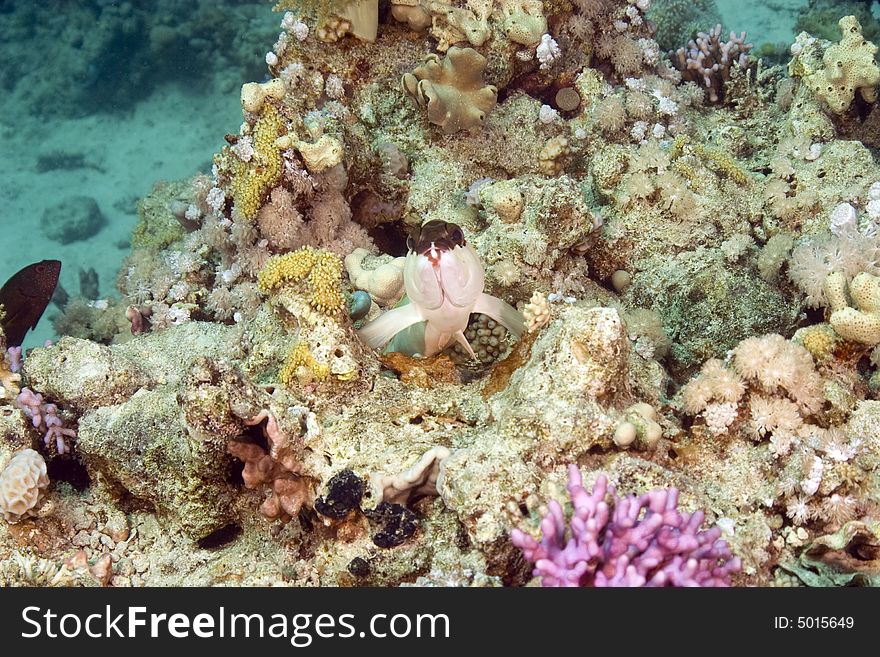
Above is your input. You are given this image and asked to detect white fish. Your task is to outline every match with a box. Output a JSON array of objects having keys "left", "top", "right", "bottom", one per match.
[{"left": 358, "top": 221, "right": 525, "bottom": 358}]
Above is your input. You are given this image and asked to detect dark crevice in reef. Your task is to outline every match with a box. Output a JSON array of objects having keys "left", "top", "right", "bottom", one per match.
[
  {"left": 802, "top": 305, "right": 826, "bottom": 326},
  {"left": 225, "top": 457, "right": 245, "bottom": 487},
  {"left": 47, "top": 456, "right": 91, "bottom": 491},
  {"left": 368, "top": 220, "right": 410, "bottom": 257},
  {"left": 197, "top": 523, "right": 242, "bottom": 550},
  {"left": 113, "top": 490, "right": 156, "bottom": 515}
]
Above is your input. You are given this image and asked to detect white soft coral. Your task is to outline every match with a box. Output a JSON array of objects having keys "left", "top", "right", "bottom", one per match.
[{"left": 789, "top": 230, "right": 880, "bottom": 307}]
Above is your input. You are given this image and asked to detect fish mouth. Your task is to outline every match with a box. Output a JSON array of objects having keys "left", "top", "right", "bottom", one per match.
[{"left": 419, "top": 241, "right": 454, "bottom": 265}]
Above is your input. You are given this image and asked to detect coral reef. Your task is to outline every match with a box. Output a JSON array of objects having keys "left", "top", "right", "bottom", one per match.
[{"left": 7, "top": 1, "right": 880, "bottom": 590}]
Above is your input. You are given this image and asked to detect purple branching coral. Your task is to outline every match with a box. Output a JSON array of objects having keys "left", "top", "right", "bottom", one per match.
[
  {"left": 16, "top": 387, "right": 76, "bottom": 455},
  {"left": 511, "top": 465, "right": 741, "bottom": 587},
  {"left": 670, "top": 25, "right": 752, "bottom": 104},
  {"left": 7, "top": 347, "right": 22, "bottom": 373}
]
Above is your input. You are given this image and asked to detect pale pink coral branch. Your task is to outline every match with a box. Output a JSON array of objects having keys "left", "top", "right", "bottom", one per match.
[{"left": 16, "top": 387, "right": 76, "bottom": 455}]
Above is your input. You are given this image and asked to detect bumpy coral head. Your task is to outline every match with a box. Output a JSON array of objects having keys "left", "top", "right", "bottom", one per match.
[{"left": 404, "top": 221, "right": 484, "bottom": 310}]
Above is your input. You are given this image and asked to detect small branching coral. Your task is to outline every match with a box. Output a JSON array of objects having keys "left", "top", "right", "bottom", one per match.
[
  {"left": 258, "top": 246, "right": 346, "bottom": 316},
  {"left": 670, "top": 25, "right": 753, "bottom": 104},
  {"left": 15, "top": 388, "right": 77, "bottom": 455},
  {"left": 227, "top": 408, "right": 322, "bottom": 522},
  {"left": 512, "top": 465, "right": 741, "bottom": 586},
  {"left": 1, "top": 346, "right": 22, "bottom": 401}
]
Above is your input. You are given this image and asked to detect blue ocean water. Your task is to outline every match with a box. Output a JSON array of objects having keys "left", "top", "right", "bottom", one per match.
[{"left": 0, "top": 1, "right": 276, "bottom": 349}]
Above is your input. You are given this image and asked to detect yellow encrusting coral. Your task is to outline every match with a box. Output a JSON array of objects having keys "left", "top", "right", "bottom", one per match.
[
  {"left": 229, "top": 104, "right": 285, "bottom": 220},
  {"left": 279, "top": 341, "right": 330, "bottom": 386},
  {"left": 794, "top": 16, "right": 880, "bottom": 114},
  {"left": 670, "top": 135, "right": 750, "bottom": 186},
  {"left": 798, "top": 323, "right": 839, "bottom": 361},
  {"left": 691, "top": 144, "right": 750, "bottom": 186},
  {"left": 258, "top": 247, "right": 346, "bottom": 315}
]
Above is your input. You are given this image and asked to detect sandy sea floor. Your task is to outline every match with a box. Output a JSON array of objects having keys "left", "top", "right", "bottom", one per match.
[
  {"left": 0, "top": 80, "right": 243, "bottom": 349},
  {"left": 718, "top": 0, "right": 806, "bottom": 46}
]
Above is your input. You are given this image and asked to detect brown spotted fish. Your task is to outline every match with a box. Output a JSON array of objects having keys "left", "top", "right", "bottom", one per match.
[
  {"left": 0, "top": 260, "right": 62, "bottom": 347},
  {"left": 358, "top": 221, "right": 524, "bottom": 358}
]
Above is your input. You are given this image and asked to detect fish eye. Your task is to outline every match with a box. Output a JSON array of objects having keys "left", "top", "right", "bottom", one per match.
[{"left": 36, "top": 265, "right": 46, "bottom": 273}]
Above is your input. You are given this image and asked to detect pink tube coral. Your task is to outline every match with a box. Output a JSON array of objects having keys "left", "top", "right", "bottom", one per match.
[
  {"left": 511, "top": 465, "right": 741, "bottom": 587},
  {"left": 16, "top": 387, "right": 77, "bottom": 455}
]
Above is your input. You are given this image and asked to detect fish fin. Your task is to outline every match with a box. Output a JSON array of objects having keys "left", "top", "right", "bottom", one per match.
[
  {"left": 453, "top": 331, "right": 477, "bottom": 360},
  {"left": 386, "top": 321, "right": 426, "bottom": 356},
  {"left": 423, "top": 322, "right": 445, "bottom": 357},
  {"left": 473, "top": 293, "right": 525, "bottom": 338},
  {"left": 357, "top": 304, "right": 423, "bottom": 350}
]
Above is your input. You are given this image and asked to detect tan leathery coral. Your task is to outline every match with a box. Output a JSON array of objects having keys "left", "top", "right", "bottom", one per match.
[
  {"left": 613, "top": 403, "right": 663, "bottom": 449},
  {"left": 294, "top": 135, "right": 344, "bottom": 173},
  {"left": 401, "top": 46, "right": 498, "bottom": 134},
  {"left": 240, "top": 79, "right": 286, "bottom": 114},
  {"left": 390, "top": 0, "right": 432, "bottom": 31},
  {"left": 371, "top": 446, "right": 452, "bottom": 506}
]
